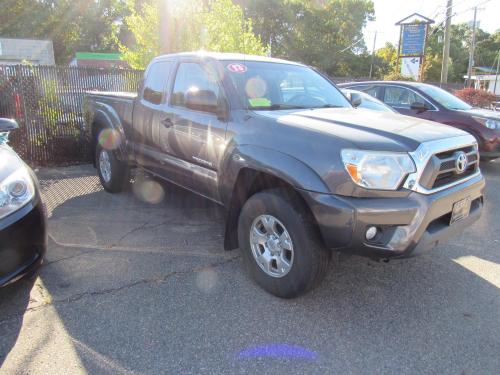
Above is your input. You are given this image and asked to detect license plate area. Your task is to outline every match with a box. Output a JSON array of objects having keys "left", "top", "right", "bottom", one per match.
[{"left": 450, "top": 197, "right": 471, "bottom": 225}]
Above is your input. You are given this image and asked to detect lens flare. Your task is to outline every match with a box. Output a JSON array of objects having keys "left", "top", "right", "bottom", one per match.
[
  {"left": 133, "top": 178, "right": 164, "bottom": 204},
  {"left": 98, "top": 128, "right": 121, "bottom": 150},
  {"left": 237, "top": 343, "right": 317, "bottom": 360},
  {"left": 245, "top": 76, "right": 267, "bottom": 99},
  {"left": 195, "top": 268, "right": 218, "bottom": 293}
]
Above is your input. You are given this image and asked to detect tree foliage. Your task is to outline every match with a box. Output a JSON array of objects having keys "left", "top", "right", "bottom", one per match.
[
  {"left": 0, "top": 0, "right": 128, "bottom": 64},
  {"left": 120, "top": 0, "right": 267, "bottom": 69},
  {"left": 245, "top": 0, "right": 375, "bottom": 76}
]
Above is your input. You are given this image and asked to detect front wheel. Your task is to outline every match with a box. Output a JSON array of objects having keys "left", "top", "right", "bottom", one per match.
[
  {"left": 96, "top": 141, "right": 129, "bottom": 193},
  {"left": 238, "top": 188, "right": 330, "bottom": 298}
]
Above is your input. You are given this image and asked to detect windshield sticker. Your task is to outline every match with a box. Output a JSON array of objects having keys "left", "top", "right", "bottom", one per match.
[
  {"left": 248, "top": 98, "right": 271, "bottom": 107},
  {"left": 227, "top": 63, "right": 247, "bottom": 73}
]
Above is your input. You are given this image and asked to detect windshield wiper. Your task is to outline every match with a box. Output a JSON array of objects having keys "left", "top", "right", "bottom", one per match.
[
  {"left": 313, "top": 104, "right": 343, "bottom": 109},
  {"left": 250, "top": 104, "right": 308, "bottom": 111}
]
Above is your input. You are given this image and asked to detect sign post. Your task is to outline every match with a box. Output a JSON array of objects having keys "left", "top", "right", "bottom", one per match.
[{"left": 395, "top": 13, "right": 434, "bottom": 81}]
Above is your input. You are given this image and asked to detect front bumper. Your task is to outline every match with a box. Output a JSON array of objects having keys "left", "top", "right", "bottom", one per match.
[
  {"left": 301, "top": 173, "right": 485, "bottom": 259},
  {"left": 0, "top": 199, "right": 47, "bottom": 287}
]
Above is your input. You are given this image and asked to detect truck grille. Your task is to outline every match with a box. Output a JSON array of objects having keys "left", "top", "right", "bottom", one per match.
[{"left": 419, "top": 146, "right": 479, "bottom": 190}]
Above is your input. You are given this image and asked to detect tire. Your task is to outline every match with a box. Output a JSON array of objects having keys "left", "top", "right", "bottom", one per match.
[
  {"left": 238, "top": 188, "right": 330, "bottom": 298},
  {"left": 95, "top": 138, "right": 130, "bottom": 193}
]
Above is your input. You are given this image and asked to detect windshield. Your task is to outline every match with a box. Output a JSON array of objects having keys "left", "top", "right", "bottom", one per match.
[
  {"left": 223, "top": 61, "right": 351, "bottom": 110},
  {"left": 418, "top": 84, "right": 472, "bottom": 111}
]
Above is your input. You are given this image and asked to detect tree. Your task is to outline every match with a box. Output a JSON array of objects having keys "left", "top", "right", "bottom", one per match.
[
  {"left": 245, "top": 0, "right": 375, "bottom": 76},
  {"left": 120, "top": 0, "right": 267, "bottom": 69},
  {"left": 0, "top": 0, "right": 129, "bottom": 64},
  {"left": 374, "top": 42, "right": 398, "bottom": 78}
]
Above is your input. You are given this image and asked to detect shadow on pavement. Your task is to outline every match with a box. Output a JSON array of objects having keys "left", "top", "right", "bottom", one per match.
[{"left": 0, "top": 278, "right": 36, "bottom": 368}]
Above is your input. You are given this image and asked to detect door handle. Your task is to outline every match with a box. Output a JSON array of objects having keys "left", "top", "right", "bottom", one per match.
[{"left": 161, "top": 117, "right": 173, "bottom": 128}]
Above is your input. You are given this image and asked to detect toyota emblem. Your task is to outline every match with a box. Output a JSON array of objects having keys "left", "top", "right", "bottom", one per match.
[{"left": 455, "top": 151, "right": 468, "bottom": 174}]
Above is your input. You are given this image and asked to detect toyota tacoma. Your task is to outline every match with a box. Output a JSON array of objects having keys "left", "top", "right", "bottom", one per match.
[{"left": 84, "top": 53, "right": 485, "bottom": 298}]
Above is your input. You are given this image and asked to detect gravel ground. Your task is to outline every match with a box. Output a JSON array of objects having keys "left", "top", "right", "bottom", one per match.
[{"left": 1, "top": 161, "right": 499, "bottom": 375}]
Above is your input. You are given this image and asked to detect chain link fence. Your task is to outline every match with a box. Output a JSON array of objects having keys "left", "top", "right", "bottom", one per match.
[{"left": 0, "top": 65, "right": 143, "bottom": 165}]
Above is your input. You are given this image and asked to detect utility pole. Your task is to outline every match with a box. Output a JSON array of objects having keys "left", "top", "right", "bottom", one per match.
[
  {"left": 440, "top": 0, "right": 452, "bottom": 84},
  {"left": 159, "top": 0, "right": 171, "bottom": 54},
  {"left": 494, "top": 49, "right": 500, "bottom": 95},
  {"left": 467, "top": 6, "right": 478, "bottom": 87},
  {"left": 369, "top": 31, "right": 377, "bottom": 79}
]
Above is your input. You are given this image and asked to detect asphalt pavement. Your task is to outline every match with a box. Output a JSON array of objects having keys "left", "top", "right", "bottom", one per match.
[{"left": 1, "top": 161, "right": 499, "bottom": 374}]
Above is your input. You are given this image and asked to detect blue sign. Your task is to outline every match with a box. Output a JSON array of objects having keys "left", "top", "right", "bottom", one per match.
[{"left": 402, "top": 24, "right": 426, "bottom": 55}]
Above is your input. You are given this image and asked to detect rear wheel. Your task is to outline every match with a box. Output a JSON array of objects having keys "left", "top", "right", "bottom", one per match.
[
  {"left": 95, "top": 137, "right": 129, "bottom": 193},
  {"left": 238, "top": 188, "right": 330, "bottom": 298}
]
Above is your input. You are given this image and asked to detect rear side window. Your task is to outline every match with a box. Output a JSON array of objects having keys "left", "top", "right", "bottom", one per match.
[
  {"left": 171, "top": 62, "right": 221, "bottom": 110},
  {"left": 383, "top": 86, "right": 424, "bottom": 108},
  {"left": 143, "top": 61, "right": 172, "bottom": 105},
  {"left": 364, "top": 86, "right": 381, "bottom": 99}
]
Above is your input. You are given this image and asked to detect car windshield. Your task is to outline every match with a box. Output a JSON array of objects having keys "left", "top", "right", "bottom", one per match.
[
  {"left": 418, "top": 84, "right": 472, "bottom": 111},
  {"left": 223, "top": 61, "right": 351, "bottom": 110}
]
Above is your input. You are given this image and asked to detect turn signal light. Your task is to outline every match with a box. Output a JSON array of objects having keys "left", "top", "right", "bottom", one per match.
[{"left": 345, "top": 164, "right": 361, "bottom": 184}]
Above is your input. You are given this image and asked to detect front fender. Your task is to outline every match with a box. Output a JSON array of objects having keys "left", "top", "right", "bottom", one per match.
[{"left": 219, "top": 144, "right": 330, "bottom": 205}]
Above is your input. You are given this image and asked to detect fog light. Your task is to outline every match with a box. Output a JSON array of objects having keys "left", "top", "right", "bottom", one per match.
[{"left": 366, "top": 226, "right": 378, "bottom": 241}]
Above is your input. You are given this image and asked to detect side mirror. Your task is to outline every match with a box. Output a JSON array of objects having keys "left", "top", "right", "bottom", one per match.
[
  {"left": 350, "top": 93, "right": 362, "bottom": 108},
  {"left": 0, "top": 118, "right": 19, "bottom": 133},
  {"left": 185, "top": 89, "right": 218, "bottom": 113},
  {"left": 410, "top": 102, "right": 428, "bottom": 113}
]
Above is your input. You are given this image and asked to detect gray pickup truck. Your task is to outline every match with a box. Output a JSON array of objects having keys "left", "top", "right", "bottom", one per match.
[{"left": 84, "top": 52, "right": 485, "bottom": 298}]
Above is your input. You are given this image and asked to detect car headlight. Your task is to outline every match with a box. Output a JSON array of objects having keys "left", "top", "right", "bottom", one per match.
[
  {"left": 473, "top": 117, "right": 500, "bottom": 130},
  {"left": 341, "top": 149, "right": 416, "bottom": 190},
  {"left": 0, "top": 167, "right": 35, "bottom": 220}
]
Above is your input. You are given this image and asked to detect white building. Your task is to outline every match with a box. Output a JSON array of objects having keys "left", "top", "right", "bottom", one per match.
[
  {"left": 465, "top": 74, "right": 500, "bottom": 96},
  {"left": 0, "top": 38, "right": 55, "bottom": 66}
]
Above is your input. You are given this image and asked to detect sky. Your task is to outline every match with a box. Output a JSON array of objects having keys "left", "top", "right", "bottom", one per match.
[{"left": 363, "top": 0, "right": 500, "bottom": 51}]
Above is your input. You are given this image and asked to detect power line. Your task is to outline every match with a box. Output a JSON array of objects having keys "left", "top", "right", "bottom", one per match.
[{"left": 337, "top": 38, "right": 364, "bottom": 53}]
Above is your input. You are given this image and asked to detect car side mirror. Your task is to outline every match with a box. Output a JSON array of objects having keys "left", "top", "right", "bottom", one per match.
[
  {"left": 350, "top": 93, "right": 362, "bottom": 108},
  {"left": 0, "top": 118, "right": 19, "bottom": 133},
  {"left": 185, "top": 89, "right": 219, "bottom": 114},
  {"left": 410, "top": 102, "right": 428, "bottom": 113}
]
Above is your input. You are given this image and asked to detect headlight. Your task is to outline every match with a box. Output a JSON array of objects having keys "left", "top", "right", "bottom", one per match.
[
  {"left": 0, "top": 167, "right": 35, "bottom": 220},
  {"left": 473, "top": 117, "right": 500, "bottom": 130},
  {"left": 341, "top": 149, "right": 416, "bottom": 190}
]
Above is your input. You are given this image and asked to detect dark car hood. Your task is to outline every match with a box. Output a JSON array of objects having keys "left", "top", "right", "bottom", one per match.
[
  {"left": 459, "top": 107, "right": 500, "bottom": 120},
  {"left": 258, "top": 108, "right": 468, "bottom": 152}
]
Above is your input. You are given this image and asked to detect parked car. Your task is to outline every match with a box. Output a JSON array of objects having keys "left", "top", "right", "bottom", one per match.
[
  {"left": 0, "top": 119, "right": 46, "bottom": 287},
  {"left": 84, "top": 53, "right": 485, "bottom": 298},
  {"left": 338, "top": 81, "right": 500, "bottom": 161},
  {"left": 341, "top": 89, "right": 397, "bottom": 113}
]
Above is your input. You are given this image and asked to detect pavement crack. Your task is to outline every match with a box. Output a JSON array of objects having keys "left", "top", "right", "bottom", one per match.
[
  {"left": 115, "top": 220, "right": 152, "bottom": 244},
  {"left": 0, "top": 255, "right": 240, "bottom": 326}
]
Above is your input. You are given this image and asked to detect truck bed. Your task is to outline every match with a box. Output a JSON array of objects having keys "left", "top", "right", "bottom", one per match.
[{"left": 84, "top": 91, "right": 137, "bottom": 137}]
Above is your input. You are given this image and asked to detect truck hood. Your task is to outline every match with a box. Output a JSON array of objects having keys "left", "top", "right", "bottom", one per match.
[{"left": 257, "top": 107, "right": 468, "bottom": 152}]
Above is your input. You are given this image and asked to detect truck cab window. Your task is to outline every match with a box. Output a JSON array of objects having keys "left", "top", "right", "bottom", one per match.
[
  {"left": 171, "top": 62, "right": 221, "bottom": 111},
  {"left": 143, "top": 61, "right": 172, "bottom": 105}
]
